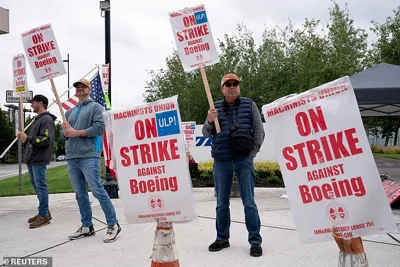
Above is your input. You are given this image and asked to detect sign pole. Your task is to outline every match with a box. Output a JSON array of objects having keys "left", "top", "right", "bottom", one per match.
[
  {"left": 19, "top": 95, "right": 24, "bottom": 132},
  {"left": 169, "top": 5, "right": 221, "bottom": 133},
  {"left": 50, "top": 79, "right": 67, "bottom": 122},
  {"left": 199, "top": 66, "right": 220, "bottom": 133},
  {"left": 17, "top": 102, "right": 23, "bottom": 190}
]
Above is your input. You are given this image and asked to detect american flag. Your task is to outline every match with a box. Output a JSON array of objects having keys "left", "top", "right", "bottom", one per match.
[
  {"left": 61, "top": 71, "right": 116, "bottom": 179},
  {"left": 89, "top": 73, "right": 106, "bottom": 107}
]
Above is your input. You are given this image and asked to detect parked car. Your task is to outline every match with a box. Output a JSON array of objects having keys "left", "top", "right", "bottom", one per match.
[{"left": 56, "top": 155, "right": 66, "bottom": 162}]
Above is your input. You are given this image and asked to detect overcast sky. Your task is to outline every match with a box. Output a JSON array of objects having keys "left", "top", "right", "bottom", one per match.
[{"left": 0, "top": 0, "right": 398, "bottom": 122}]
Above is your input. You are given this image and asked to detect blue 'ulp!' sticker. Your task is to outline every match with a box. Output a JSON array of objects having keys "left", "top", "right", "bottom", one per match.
[
  {"left": 194, "top": 10, "right": 207, "bottom": 24},
  {"left": 156, "top": 110, "right": 180, "bottom": 137}
]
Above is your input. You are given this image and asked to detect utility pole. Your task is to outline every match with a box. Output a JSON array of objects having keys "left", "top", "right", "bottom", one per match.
[{"left": 100, "top": 0, "right": 118, "bottom": 198}]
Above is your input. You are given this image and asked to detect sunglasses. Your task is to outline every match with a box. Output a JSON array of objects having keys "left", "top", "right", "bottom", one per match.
[{"left": 224, "top": 81, "right": 240, "bottom": 87}]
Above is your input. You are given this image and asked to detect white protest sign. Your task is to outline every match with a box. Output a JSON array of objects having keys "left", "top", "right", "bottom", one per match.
[
  {"left": 109, "top": 96, "right": 196, "bottom": 224},
  {"left": 101, "top": 64, "right": 109, "bottom": 93},
  {"left": 12, "top": 54, "right": 28, "bottom": 93},
  {"left": 262, "top": 76, "right": 397, "bottom": 244},
  {"left": 21, "top": 24, "right": 66, "bottom": 83},
  {"left": 182, "top": 121, "right": 196, "bottom": 150},
  {"left": 169, "top": 4, "right": 219, "bottom": 72}
]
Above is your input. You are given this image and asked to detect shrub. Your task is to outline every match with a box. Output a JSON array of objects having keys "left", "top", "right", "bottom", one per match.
[
  {"left": 197, "top": 160, "right": 283, "bottom": 186},
  {"left": 384, "top": 146, "right": 400, "bottom": 154},
  {"left": 370, "top": 145, "right": 400, "bottom": 154},
  {"left": 371, "top": 145, "right": 384, "bottom": 153},
  {"left": 198, "top": 160, "right": 213, "bottom": 179}
]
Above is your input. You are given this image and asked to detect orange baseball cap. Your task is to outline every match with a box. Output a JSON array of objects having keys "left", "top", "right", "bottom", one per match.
[
  {"left": 221, "top": 73, "right": 240, "bottom": 87},
  {"left": 73, "top": 79, "right": 91, "bottom": 90}
]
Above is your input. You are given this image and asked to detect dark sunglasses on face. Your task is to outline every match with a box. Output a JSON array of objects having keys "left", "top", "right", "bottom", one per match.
[{"left": 224, "top": 81, "right": 240, "bottom": 87}]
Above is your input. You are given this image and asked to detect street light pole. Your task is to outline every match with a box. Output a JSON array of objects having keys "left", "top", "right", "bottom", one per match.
[
  {"left": 105, "top": 4, "right": 111, "bottom": 104},
  {"left": 100, "top": 0, "right": 118, "bottom": 199},
  {"left": 63, "top": 53, "right": 70, "bottom": 98}
]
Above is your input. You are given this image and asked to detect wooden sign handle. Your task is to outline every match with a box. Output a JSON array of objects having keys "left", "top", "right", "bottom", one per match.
[
  {"left": 199, "top": 66, "right": 221, "bottom": 133},
  {"left": 50, "top": 79, "right": 67, "bottom": 123},
  {"left": 19, "top": 94, "right": 25, "bottom": 133}
]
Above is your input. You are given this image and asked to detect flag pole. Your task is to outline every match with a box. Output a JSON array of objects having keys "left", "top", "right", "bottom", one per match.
[{"left": 0, "top": 65, "right": 99, "bottom": 159}]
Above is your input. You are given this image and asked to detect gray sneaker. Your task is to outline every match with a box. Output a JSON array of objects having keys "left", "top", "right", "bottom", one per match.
[
  {"left": 103, "top": 223, "right": 121, "bottom": 243},
  {"left": 68, "top": 225, "right": 95, "bottom": 240}
]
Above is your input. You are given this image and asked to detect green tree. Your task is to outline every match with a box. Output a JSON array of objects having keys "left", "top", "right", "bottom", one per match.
[
  {"left": 53, "top": 123, "right": 65, "bottom": 155},
  {"left": 325, "top": 2, "right": 368, "bottom": 78},
  {"left": 0, "top": 109, "right": 16, "bottom": 163},
  {"left": 143, "top": 1, "right": 377, "bottom": 128},
  {"left": 366, "top": 6, "right": 400, "bottom": 145},
  {"left": 371, "top": 6, "right": 400, "bottom": 65}
]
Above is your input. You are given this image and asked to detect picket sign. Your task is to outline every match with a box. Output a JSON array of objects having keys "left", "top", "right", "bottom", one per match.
[
  {"left": 262, "top": 76, "right": 397, "bottom": 244},
  {"left": 21, "top": 23, "right": 67, "bottom": 122},
  {"left": 107, "top": 96, "right": 196, "bottom": 224},
  {"left": 12, "top": 54, "right": 28, "bottom": 132},
  {"left": 169, "top": 4, "right": 221, "bottom": 133}
]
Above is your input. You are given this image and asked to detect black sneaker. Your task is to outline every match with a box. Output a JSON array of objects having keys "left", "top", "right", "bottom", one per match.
[
  {"left": 250, "top": 244, "right": 262, "bottom": 257},
  {"left": 208, "top": 240, "right": 230, "bottom": 252},
  {"left": 68, "top": 225, "right": 95, "bottom": 240}
]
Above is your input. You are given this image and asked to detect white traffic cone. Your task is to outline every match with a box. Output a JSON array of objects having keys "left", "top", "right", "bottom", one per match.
[
  {"left": 151, "top": 221, "right": 180, "bottom": 267},
  {"left": 332, "top": 229, "right": 369, "bottom": 267}
]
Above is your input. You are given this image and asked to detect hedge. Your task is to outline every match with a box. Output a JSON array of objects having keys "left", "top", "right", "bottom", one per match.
[
  {"left": 195, "top": 160, "right": 284, "bottom": 187},
  {"left": 370, "top": 145, "right": 400, "bottom": 154}
]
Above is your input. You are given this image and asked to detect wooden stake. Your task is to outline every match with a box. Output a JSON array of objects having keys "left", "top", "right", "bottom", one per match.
[
  {"left": 50, "top": 79, "right": 67, "bottom": 123},
  {"left": 19, "top": 94, "right": 24, "bottom": 133},
  {"left": 199, "top": 66, "right": 221, "bottom": 133}
]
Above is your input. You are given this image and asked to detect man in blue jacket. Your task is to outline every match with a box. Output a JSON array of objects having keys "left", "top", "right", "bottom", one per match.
[
  {"left": 17, "top": 94, "right": 56, "bottom": 229},
  {"left": 203, "top": 73, "right": 265, "bottom": 257},
  {"left": 61, "top": 79, "right": 121, "bottom": 243}
]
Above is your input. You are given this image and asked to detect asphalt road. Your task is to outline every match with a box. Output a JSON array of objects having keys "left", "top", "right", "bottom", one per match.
[
  {"left": 0, "top": 161, "right": 67, "bottom": 181},
  {"left": 374, "top": 155, "right": 400, "bottom": 182}
]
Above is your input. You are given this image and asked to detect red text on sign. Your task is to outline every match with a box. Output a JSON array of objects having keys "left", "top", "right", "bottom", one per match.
[
  {"left": 138, "top": 165, "right": 166, "bottom": 177},
  {"left": 135, "top": 118, "right": 157, "bottom": 141},
  {"left": 154, "top": 102, "right": 175, "bottom": 112},
  {"left": 14, "top": 68, "right": 26, "bottom": 76},
  {"left": 32, "top": 33, "right": 44, "bottom": 44},
  {"left": 299, "top": 176, "right": 366, "bottom": 204},
  {"left": 184, "top": 43, "right": 210, "bottom": 55},
  {"left": 120, "top": 139, "right": 180, "bottom": 166},
  {"left": 28, "top": 41, "right": 56, "bottom": 57},
  {"left": 16, "top": 81, "right": 26, "bottom": 87},
  {"left": 307, "top": 163, "right": 345, "bottom": 181},
  {"left": 113, "top": 107, "right": 153, "bottom": 120},
  {"left": 295, "top": 106, "right": 327, "bottom": 137},
  {"left": 283, "top": 128, "right": 363, "bottom": 170},
  {"left": 129, "top": 175, "right": 178, "bottom": 194},
  {"left": 177, "top": 25, "right": 209, "bottom": 42},
  {"left": 34, "top": 57, "right": 57, "bottom": 68},
  {"left": 183, "top": 15, "right": 196, "bottom": 27}
]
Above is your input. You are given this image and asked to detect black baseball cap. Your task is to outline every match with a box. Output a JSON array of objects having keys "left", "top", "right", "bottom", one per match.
[{"left": 29, "top": 94, "right": 49, "bottom": 105}]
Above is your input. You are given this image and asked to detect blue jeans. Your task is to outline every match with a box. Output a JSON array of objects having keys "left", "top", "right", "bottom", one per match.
[
  {"left": 27, "top": 165, "right": 49, "bottom": 217},
  {"left": 67, "top": 158, "right": 118, "bottom": 227},
  {"left": 213, "top": 156, "right": 262, "bottom": 244}
]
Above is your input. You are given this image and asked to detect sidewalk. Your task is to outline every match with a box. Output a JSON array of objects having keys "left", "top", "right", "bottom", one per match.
[
  {"left": 0, "top": 162, "right": 67, "bottom": 181},
  {"left": 1, "top": 188, "right": 399, "bottom": 267}
]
